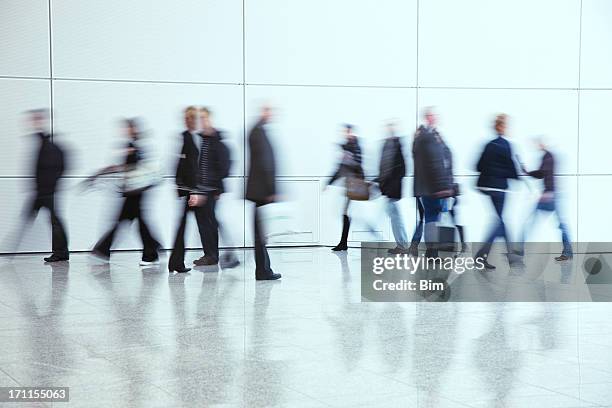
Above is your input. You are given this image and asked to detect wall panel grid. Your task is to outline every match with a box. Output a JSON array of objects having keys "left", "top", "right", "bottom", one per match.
[{"left": 1, "top": 0, "right": 609, "bottom": 252}]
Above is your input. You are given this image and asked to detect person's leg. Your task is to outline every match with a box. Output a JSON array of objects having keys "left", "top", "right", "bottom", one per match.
[
  {"left": 132, "top": 193, "right": 160, "bottom": 262},
  {"left": 93, "top": 196, "right": 132, "bottom": 257},
  {"left": 421, "top": 196, "right": 442, "bottom": 257},
  {"left": 476, "top": 191, "right": 506, "bottom": 259},
  {"left": 254, "top": 203, "right": 273, "bottom": 278},
  {"left": 410, "top": 197, "right": 425, "bottom": 244},
  {"left": 332, "top": 198, "right": 351, "bottom": 251},
  {"left": 41, "top": 195, "right": 69, "bottom": 259},
  {"left": 553, "top": 199, "right": 573, "bottom": 258},
  {"left": 387, "top": 198, "right": 408, "bottom": 248},
  {"left": 201, "top": 193, "right": 219, "bottom": 262},
  {"left": 169, "top": 200, "right": 189, "bottom": 270}
]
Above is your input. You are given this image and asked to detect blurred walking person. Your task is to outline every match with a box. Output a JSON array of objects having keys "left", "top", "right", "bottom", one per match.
[
  {"left": 90, "top": 118, "right": 161, "bottom": 266},
  {"left": 516, "top": 137, "right": 573, "bottom": 261},
  {"left": 377, "top": 121, "right": 408, "bottom": 254},
  {"left": 16, "top": 109, "right": 70, "bottom": 262},
  {"left": 189, "top": 107, "right": 231, "bottom": 268},
  {"left": 412, "top": 107, "right": 454, "bottom": 258},
  {"left": 474, "top": 114, "right": 519, "bottom": 269},
  {"left": 246, "top": 105, "right": 281, "bottom": 280},
  {"left": 327, "top": 124, "right": 365, "bottom": 251},
  {"left": 168, "top": 106, "right": 203, "bottom": 273}
]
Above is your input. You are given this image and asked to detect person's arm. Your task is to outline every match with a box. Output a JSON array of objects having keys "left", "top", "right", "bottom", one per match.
[{"left": 423, "top": 136, "right": 450, "bottom": 194}]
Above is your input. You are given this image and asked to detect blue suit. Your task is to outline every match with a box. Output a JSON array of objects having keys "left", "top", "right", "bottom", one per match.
[{"left": 475, "top": 135, "right": 518, "bottom": 260}]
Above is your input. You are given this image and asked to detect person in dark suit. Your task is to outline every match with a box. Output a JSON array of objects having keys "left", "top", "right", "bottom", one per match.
[
  {"left": 168, "top": 107, "right": 231, "bottom": 272},
  {"left": 377, "top": 121, "right": 407, "bottom": 254},
  {"left": 188, "top": 107, "right": 231, "bottom": 267},
  {"left": 21, "top": 109, "right": 70, "bottom": 262},
  {"left": 246, "top": 105, "right": 281, "bottom": 281},
  {"left": 168, "top": 106, "right": 204, "bottom": 273},
  {"left": 475, "top": 113, "right": 519, "bottom": 269},
  {"left": 516, "top": 137, "right": 573, "bottom": 261},
  {"left": 412, "top": 108, "right": 454, "bottom": 258},
  {"left": 91, "top": 118, "right": 161, "bottom": 266},
  {"left": 326, "top": 124, "right": 365, "bottom": 251}
]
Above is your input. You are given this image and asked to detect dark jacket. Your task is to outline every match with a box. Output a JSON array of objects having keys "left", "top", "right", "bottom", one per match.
[
  {"left": 35, "top": 133, "right": 65, "bottom": 196},
  {"left": 329, "top": 137, "right": 364, "bottom": 186},
  {"left": 246, "top": 121, "right": 276, "bottom": 203},
  {"left": 476, "top": 136, "right": 518, "bottom": 190},
  {"left": 175, "top": 130, "right": 230, "bottom": 196},
  {"left": 412, "top": 126, "right": 452, "bottom": 197},
  {"left": 526, "top": 150, "right": 555, "bottom": 192},
  {"left": 378, "top": 136, "right": 406, "bottom": 199},
  {"left": 175, "top": 130, "right": 199, "bottom": 196}
]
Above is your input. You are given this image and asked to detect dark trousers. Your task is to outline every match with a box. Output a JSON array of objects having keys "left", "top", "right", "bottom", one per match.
[
  {"left": 27, "top": 194, "right": 69, "bottom": 257},
  {"left": 169, "top": 194, "right": 219, "bottom": 269},
  {"left": 254, "top": 202, "right": 273, "bottom": 278},
  {"left": 410, "top": 197, "right": 425, "bottom": 244},
  {"left": 94, "top": 193, "right": 160, "bottom": 261},
  {"left": 477, "top": 190, "right": 511, "bottom": 258}
]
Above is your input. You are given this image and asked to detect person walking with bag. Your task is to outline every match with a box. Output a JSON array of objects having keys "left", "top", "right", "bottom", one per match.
[
  {"left": 325, "top": 124, "right": 365, "bottom": 252},
  {"left": 90, "top": 118, "right": 161, "bottom": 266},
  {"left": 412, "top": 108, "right": 454, "bottom": 258}
]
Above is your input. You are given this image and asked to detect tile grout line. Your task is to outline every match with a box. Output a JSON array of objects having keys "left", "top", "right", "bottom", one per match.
[
  {"left": 576, "top": 0, "right": 583, "bottom": 403},
  {"left": 48, "top": 0, "right": 54, "bottom": 139},
  {"left": 242, "top": 0, "right": 247, "bottom": 362}
]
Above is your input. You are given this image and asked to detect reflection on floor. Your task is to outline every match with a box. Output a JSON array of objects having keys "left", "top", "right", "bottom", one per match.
[{"left": 0, "top": 247, "right": 611, "bottom": 408}]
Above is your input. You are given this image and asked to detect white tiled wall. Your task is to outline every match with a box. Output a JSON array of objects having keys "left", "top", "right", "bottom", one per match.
[{"left": 0, "top": 0, "right": 608, "bottom": 252}]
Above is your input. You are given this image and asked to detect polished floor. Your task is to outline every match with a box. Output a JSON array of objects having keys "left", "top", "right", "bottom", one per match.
[{"left": 1, "top": 247, "right": 612, "bottom": 407}]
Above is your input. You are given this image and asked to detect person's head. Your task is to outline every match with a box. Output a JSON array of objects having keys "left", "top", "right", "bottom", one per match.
[
  {"left": 259, "top": 104, "right": 273, "bottom": 124},
  {"left": 27, "top": 109, "right": 49, "bottom": 133},
  {"left": 184, "top": 106, "right": 198, "bottom": 132},
  {"left": 494, "top": 113, "right": 508, "bottom": 136},
  {"left": 199, "top": 107, "right": 212, "bottom": 130},
  {"left": 386, "top": 121, "right": 397, "bottom": 137},
  {"left": 343, "top": 124, "right": 355, "bottom": 140},
  {"left": 423, "top": 106, "right": 438, "bottom": 128},
  {"left": 123, "top": 118, "right": 141, "bottom": 140}
]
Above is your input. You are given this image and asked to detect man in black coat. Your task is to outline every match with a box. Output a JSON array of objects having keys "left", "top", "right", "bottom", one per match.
[
  {"left": 246, "top": 105, "right": 281, "bottom": 281},
  {"left": 412, "top": 108, "right": 454, "bottom": 257},
  {"left": 168, "top": 106, "right": 230, "bottom": 272},
  {"left": 475, "top": 113, "right": 518, "bottom": 269},
  {"left": 26, "top": 109, "right": 70, "bottom": 262},
  {"left": 377, "top": 121, "right": 407, "bottom": 254}
]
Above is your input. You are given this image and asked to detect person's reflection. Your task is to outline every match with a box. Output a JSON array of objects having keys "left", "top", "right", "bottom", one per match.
[
  {"left": 326, "top": 252, "right": 368, "bottom": 371},
  {"left": 1, "top": 262, "right": 72, "bottom": 387},
  {"left": 472, "top": 304, "right": 521, "bottom": 406},
  {"left": 244, "top": 281, "right": 284, "bottom": 406},
  {"left": 375, "top": 303, "right": 408, "bottom": 374},
  {"left": 413, "top": 302, "right": 458, "bottom": 407},
  {"left": 90, "top": 262, "right": 166, "bottom": 402}
]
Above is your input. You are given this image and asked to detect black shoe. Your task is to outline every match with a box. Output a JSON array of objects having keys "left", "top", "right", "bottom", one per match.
[
  {"left": 331, "top": 244, "right": 348, "bottom": 251},
  {"left": 481, "top": 260, "right": 496, "bottom": 270},
  {"left": 194, "top": 256, "right": 218, "bottom": 266},
  {"left": 387, "top": 246, "right": 408, "bottom": 255},
  {"left": 169, "top": 266, "right": 191, "bottom": 273},
  {"left": 408, "top": 245, "right": 419, "bottom": 257},
  {"left": 256, "top": 273, "right": 282, "bottom": 281},
  {"left": 44, "top": 254, "right": 69, "bottom": 263},
  {"left": 555, "top": 254, "right": 572, "bottom": 262}
]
